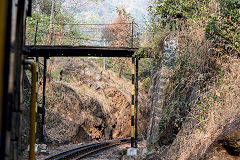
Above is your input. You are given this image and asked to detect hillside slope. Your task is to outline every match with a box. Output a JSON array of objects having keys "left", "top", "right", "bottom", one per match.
[
  {"left": 145, "top": 0, "right": 240, "bottom": 159},
  {"left": 44, "top": 58, "right": 149, "bottom": 143},
  {"left": 163, "top": 56, "right": 240, "bottom": 159}
]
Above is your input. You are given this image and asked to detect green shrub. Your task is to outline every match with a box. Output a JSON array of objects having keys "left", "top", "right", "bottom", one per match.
[
  {"left": 205, "top": 0, "right": 240, "bottom": 55},
  {"left": 148, "top": 0, "right": 210, "bottom": 30}
]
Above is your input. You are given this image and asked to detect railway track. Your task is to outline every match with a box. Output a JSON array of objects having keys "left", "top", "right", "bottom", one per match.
[{"left": 43, "top": 138, "right": 131, "bottom": 160}]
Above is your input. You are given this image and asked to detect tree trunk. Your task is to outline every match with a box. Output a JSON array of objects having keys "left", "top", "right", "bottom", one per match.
[
  {"left": 46, "top": 0, "right": 56, "bottom": 82},
  {"left": 118, "top": 59, "right": 122, "bottom": 78},
  {"left": 47, "top": 0, "right": 56, "bottom": 45},
  {"left": 47, "top": 58, "right": 54, "bottom": 82},
  {"left": 58, "top": 17, "right": 62, "bottom": 45}
]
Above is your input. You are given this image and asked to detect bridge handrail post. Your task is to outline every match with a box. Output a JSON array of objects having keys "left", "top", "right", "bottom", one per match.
[
  {"left": 34, "top": 20, "right": 38, "bottom": 46},
  {"left": 131, "top": 21, "right": 134, "bottom": 48}
]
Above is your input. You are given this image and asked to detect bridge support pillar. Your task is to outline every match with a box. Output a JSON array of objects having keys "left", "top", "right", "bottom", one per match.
[
  {"left": 40, "top": 57, "right": 47, "bottom": 142},
  {"left": 131, "top": 57, "right": 135, "bottom": 147},
  {"left": 135, "top": 58, "right": 139, "bottom": 148},
  {"left": 131, "top": 57, "right": 139, "bottom": 148}
]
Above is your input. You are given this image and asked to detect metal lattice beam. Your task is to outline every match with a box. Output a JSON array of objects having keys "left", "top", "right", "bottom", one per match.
[{"left": 24, "top": 45, "right": 138, "bottom": 57}]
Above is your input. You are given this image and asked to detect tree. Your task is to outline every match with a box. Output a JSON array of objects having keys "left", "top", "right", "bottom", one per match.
[
  {"left": 102, "top": 7, "right": 133, "bottom": 78},
  {"left": 148, "top": 0, "right": 210, "bottom": 31},
  {"left": 26, "top": 0, "right": 103, "bottom": 81},
  {"left": 205, "top": 0, "right": 240, "bottom": 55},
  {"left": 102, "top": 7, "right": 132, "bottom": 47}
]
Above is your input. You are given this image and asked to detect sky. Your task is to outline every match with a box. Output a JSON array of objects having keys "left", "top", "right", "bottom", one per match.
[{"left": 62, "top": 0, "right": 150, "bottom": 25}]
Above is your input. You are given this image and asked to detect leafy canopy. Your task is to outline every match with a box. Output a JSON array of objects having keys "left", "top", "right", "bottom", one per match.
[
  {"left": 205, "top": 0, "right": 240, "bottom": 55},
  {"left": 148, "top": 0, "right": 210, "bottom": 29}
]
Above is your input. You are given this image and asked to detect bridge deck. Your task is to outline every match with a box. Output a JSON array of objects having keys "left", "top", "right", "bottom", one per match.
[{"left": 24, "top": 45, "right": 138, "bottom": 57}]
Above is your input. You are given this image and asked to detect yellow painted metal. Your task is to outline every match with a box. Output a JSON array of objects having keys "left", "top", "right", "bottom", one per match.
[
  {"left": 131, "top": 66, "right": 135, "bottom": 74},
  {"left": 35, "top": 102, "right": 38, "bottom": 113},
  {"left": 131, "top": 58, "right": 135, "bottom": 143},
  {"left": 131, "top": 105, "right": 135, "bottom": 116},
  {"left": 131, "top": 126, "right": 135, "bottom": 137},
  {"left": 131, "top": 85, "right": 135, "bottom": 95},
  {"left": 24, "top": 60, "right": 37, "bottom": 160},
  {"left": 0, "top": 0, "right": 7, "bottom": 136}
]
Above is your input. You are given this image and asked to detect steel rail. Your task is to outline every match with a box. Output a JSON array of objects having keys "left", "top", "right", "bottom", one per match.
[
  {"left": 71, "top": 142, "right": 119, "bottom": 160},
  {"left": 44, "top": 138, "right": 131, "bottom": 160}
]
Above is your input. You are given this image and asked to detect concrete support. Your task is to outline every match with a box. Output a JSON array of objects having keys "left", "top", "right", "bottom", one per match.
[{"left": 122, "top": 148, "right": 147, "bottom": 160}]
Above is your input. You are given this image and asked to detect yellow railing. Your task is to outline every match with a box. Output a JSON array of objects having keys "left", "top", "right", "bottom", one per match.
[{"left": 23, "top": 59, "right": 37, "bottom": 160}]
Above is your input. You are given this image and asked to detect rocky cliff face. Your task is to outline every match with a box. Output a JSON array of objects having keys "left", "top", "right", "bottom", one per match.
[
  {"left": 147, "top": 37, "right": 178, "bottom": 147},
  {"left": 44, "top": 58, "right": 149, "bottom": 143}
]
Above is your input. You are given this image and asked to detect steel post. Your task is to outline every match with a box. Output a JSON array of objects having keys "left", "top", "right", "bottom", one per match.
[
  {"left": 131, "top": 57, "right": 135, "bottom": 147},
  {"left": 135, "top": 58, "right": 139, "bottom": 148},
  {"left": 40, "top": 57, "right": 47, "bottom": 142},
  {"left": 34, "top": 20, "right": 38, "bottom": 46},
  {"left": 131, "top": 21, "right": 134, "bottom": 48}
]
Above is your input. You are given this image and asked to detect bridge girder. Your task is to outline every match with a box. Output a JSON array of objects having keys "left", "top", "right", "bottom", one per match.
[{"left": 24, "top": 45, "right": 138, "bottom": 57}]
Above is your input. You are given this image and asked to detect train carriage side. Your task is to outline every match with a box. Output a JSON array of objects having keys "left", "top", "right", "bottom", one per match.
[{"left": 0, "top": 0, "right": 31, "bottom": 159}]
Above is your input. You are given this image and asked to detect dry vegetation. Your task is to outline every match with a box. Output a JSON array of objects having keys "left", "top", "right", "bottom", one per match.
[
  {"left": 43, "top": 58, "right": 149, "bottom": 143},
  {"left": 163, "top": 55, "right": 240, "bottom": 159},
  {"left": 145, "top": 0, "right": 240, "bottom": 159}
]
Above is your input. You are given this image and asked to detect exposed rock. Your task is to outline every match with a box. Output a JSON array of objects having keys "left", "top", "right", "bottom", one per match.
[
  {"left": 147, "top": 36, "right": 178, "bottom": 147},
  {"left": 104, "top": 126, "right": 113, "bottom": 140},
  {"left": 95, "top": 74, "right": 102, "bottom": 81},
  {"left": 102, "top": 70, "right": 111, "bottom": 79},
  {"left": 43, "top": 58, "right": 149, "bottom": 145},
  {"left": 95, "top": 84, "right": 100, "bottom": 90},
  {"left": 88, "top": 81, "right": 93, "bottom": 87},
  {"left": 201, "top": 120, "right": 240, "bottom": 159}
]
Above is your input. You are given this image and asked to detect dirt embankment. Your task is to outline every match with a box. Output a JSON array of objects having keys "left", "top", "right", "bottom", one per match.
[{"left": 44, "top": 58, "right": 149, "bottom": 143}]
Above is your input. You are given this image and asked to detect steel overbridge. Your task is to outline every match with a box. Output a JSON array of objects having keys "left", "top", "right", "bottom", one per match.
[
  {"left": 24, "top": 22, "right": 143, "bottom": 150},
  {"left": 0, "top": 0, "right": 152, "bottom": 158},
  {"left": 24, "top": 45, "right": 138, "bottom": 57},
  {"left": 23, "top": 19, "right": 149, "bottom": 153}
]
